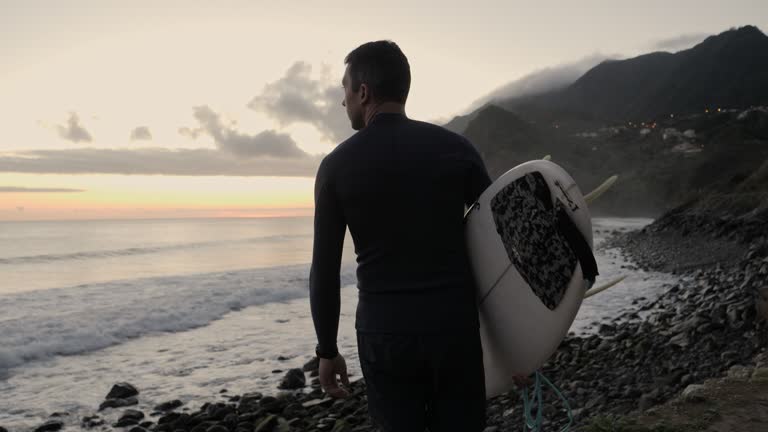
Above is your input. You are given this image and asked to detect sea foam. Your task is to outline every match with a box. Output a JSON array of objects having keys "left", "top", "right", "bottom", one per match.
[{"left": 0, "top": 263, "right": 356, "bottom": 372}]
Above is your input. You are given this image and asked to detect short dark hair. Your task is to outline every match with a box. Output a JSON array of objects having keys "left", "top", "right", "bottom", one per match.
[{"left": 344, "top": 40, "right": 411, "bottom": 104}]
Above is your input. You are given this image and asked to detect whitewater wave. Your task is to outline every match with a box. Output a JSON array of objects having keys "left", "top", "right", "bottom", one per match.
[
  {"left": 0, "top": 263, "right": 356, "bottom": 373},
  {"left": 0, "top": 234, "right": 309, "bottom": 265}
]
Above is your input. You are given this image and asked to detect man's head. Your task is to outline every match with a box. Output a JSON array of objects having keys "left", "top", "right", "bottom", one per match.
[{"left": 342, "top": 40, "right": 411, "bottom": 130}]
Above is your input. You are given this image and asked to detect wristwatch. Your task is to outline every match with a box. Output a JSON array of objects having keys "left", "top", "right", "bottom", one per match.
[{"left": 315, "top": 344, "right": 339, "bottom": 359}]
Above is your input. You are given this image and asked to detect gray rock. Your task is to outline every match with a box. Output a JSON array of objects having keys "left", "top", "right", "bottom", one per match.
[
  {"left": 669, "top": 332, "right": 690, "bottom": 347},
  {"left": 99, "top": 396, "right": 138, "bottom": 411},
  {"left": 570, "top": 408, "right": 586, "bottom": 419},
  {"left": 106, "top": 382, "right": 139, "bottom": 400},
  {"left": 157, "top": 412, "right": 182, "bottom": 425},
  {"left": 585, "top": 395, "right": 606, "bottom": 409},
  {"left": 237, "top": 392, "right": 262, "bottom": 413},
  {"left": 303, "top": 356, "right": 320, "bottom": 372},
  {"left": 190, "top": 422, "right": 217, "bottom": 432},
  {"left": 681, "top": 384, "right": 706, "bottom": 402},
  {"left": 114, "top": 409, "right": 145, "bottom": 427},
  {"left": 283, "top": 402, "right": 308, "bottom": 418},
  {"left": 205, "top": 403, "right": 234, "bottom": 421},
  {"left": 154, "top": 400, "right": 183, "bottom": 412},
  {"left": 254, "top": 415, "right": 278, "bottom": 432},
  {"left": 205, "top": 426, "right": 229, "bottom": 432},
  {"left": 751, "top": 367, "right": 768, "bottom": 382},
  {"left": 638, "top": 393, "right": 657, "bottom": 411},
  {"left": 81, "top": 415, "right": 105, "bottom": 428},
  {"left": 680, "top": 374, "right": 693, "bottom": 386},
  {"left": 35, "top": 420, "right": 64, "bottom": 432},
  {"left": 726, "top": 364, "right": 751, "bottom": 380},
  {"left": 721, "top": 350, "right": 739, "bottom": 363},
  {"left": 278, "top": 368, "right": 306, "bottom": 390},
  {"left": 240, "top": 392, "right": 263, "bottom": 404}
]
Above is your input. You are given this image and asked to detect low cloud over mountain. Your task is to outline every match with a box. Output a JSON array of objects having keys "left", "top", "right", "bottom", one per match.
[
  {"left": 463, "top": 54, "right": 616, "bottom": 113},
  {"left": 650, "top": 32, "right": 709, "bottom": 52}
]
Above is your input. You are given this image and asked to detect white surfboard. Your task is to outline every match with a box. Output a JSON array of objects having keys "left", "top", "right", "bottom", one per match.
[{"left": 465, "top": 160, "right": 594, "bottom": 398}]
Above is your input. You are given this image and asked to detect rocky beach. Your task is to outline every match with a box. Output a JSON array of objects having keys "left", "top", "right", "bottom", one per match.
[{"left": 6, "top": 208, "right": 766, "bottom": 432}]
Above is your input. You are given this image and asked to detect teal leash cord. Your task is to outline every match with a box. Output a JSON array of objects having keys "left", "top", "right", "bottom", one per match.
[{"left": 521, "top": 370, "right": 574, "bottom": 431}]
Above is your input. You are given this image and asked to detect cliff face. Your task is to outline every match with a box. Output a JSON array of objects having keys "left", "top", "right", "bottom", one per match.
[
  {"left": 461, "top": 105, "right": 768, "bottom": 217},
  {"left": 446, "top": 26, "right": 768, "bottom": 217}
]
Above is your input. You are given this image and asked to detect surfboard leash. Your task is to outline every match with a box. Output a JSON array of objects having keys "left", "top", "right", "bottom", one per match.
[{"left": 521, "top": 370, "right": 574, "bottom": 432}]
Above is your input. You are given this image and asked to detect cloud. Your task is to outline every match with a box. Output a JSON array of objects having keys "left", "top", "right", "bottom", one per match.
[
  {"left": 247, "top": 61, "right": 351, "bottom": 143},
  {"left": 1, "top": 106, "right": 321, "bottom": 177},
  {"left": 0, "top": 187, "right": 85, "bottom": 193},
  {"left": 130, "top": 126, "right": 152, "bottom": 141},
  {"left": 57, "top": 112, "right": 93, "bottom": 143},
  {"left": 190, "top": 105, "right": 309, "bottom": 159},
  {"left": 0, "top": 148, "right": 321, "bottom": 177},
  {"left": 650, "top": 33, "right": 709, "bottom": 52},
  {"left": 463, "top": 53, "right": 617, "bottom": 113},
  {"left": 178, "top": 126, "right": 203, "bottom": 139}
]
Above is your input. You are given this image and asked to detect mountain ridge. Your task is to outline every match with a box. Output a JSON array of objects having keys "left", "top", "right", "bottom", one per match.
[{"left": 447, "top": 25, "right": 768, "bottom": 217}]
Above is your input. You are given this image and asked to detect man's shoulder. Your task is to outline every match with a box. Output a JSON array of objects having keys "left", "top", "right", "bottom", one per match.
[
  {"left": 317, "top": 131, "right": 362, "bottom": 176},
  {"left": 410, "top": 118, "right": 468, "bottom": 143}
]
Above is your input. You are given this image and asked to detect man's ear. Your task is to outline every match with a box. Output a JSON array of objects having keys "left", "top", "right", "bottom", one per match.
[{"left": 359, "top": 83, "right": 370, "bottom": 105}]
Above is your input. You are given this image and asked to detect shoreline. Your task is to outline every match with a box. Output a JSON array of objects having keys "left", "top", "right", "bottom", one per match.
[{"left": 4, "top": 215, "right": 768, "bottom": 432}]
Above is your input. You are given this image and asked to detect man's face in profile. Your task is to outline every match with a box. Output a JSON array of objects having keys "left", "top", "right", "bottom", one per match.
[{"left": 342, "top": 65, "right": 365, "bottom": 131}]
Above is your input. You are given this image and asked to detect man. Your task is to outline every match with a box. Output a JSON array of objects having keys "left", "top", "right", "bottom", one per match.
[{"left": 309, "top": 40, "right": 491, "bottom": 432}]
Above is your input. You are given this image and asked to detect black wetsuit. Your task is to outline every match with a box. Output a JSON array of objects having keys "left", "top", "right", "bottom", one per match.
[{"left": 309, "top": 112, "right": 492, "bottom": 431}]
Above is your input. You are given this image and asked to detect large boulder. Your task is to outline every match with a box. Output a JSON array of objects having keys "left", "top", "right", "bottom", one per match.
[{"left": 105, "top": 382, "right": 139, "bottom": 400}]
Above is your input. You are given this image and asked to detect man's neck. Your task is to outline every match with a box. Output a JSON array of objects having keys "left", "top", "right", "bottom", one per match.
[{"left": 364, "top": 102, "right": 406, "bottom": 126}]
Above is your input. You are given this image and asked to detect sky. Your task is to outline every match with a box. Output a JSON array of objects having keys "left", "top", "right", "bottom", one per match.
[{"left": 0, "top": 0, "right": 765, "bottom": 220}]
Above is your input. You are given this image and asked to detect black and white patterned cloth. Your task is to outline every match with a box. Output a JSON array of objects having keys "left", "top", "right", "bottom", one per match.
[{"left": 490, "top": 172, "right": 577, "bottom": 310}]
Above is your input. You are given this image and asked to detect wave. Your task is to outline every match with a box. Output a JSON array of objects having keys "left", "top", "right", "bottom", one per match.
[
  {"left": 0, "top": 263, "right": 357, "bottom": 373},
  {"left": 0, "top": 234, "right": 310, "bottom": 265}
]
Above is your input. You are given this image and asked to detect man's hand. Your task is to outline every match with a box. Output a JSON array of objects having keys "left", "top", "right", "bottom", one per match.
[{"left": 319, "top": 354, "right": 350, "bottom": 398}]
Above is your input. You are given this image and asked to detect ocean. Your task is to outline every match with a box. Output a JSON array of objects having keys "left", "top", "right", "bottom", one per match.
[{"left": 0, "top": 217, "right": 675, "bottom": 430}]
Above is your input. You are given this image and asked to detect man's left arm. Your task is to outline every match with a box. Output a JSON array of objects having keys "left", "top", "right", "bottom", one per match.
[{"left": 309, "top": 157, "right": 349, "bottom": 396}]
